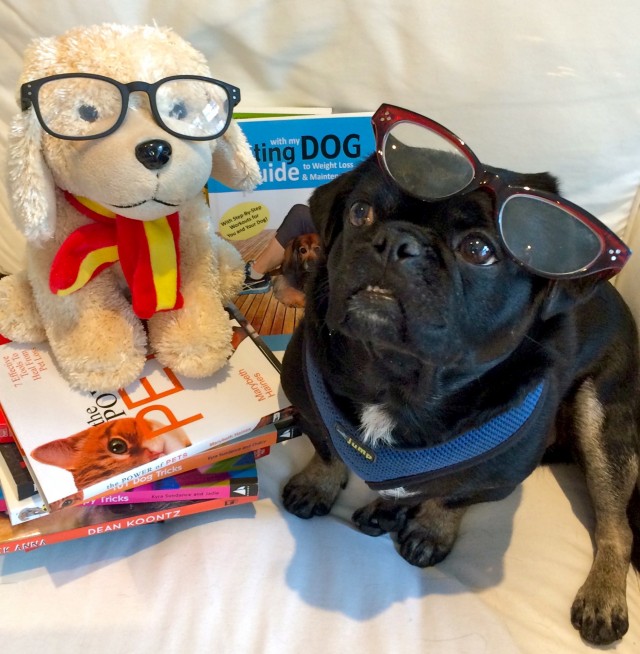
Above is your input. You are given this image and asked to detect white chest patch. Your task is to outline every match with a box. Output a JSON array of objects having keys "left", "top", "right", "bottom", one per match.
[{"left": 358, "top": 404, "right": 397, "bottom": 447}]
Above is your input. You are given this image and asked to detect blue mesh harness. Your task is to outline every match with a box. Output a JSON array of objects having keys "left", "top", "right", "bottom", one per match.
[{"left": 304, "top": 343, "right": 546, "bottom": 491}]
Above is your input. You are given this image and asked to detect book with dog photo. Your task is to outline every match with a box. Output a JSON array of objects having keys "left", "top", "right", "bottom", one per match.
[
  {"left": 0, "top": 305, "right": 294, "bottom": 515},
  {"left": 207, "top": 112, "right": 375, "bottom": 243}
]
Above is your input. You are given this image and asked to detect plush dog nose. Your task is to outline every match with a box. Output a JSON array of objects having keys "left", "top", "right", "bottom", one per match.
[
  {"left": 135, "top": 140, "right": 172, "bottom": 170},
  {"left": 373, "top": 228, "right": 422, "bottom": 262}
]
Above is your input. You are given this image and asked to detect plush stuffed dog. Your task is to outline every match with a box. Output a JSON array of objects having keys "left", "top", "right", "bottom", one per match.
[{"left": 0, "top": 24, "right": 261, "bottom": 391}]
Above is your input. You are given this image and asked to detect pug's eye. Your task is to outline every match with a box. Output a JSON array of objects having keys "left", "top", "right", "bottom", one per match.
[
  {"left": 348, "top": 201, "right": 374, "bottom": 226},
  {"left": 458, "top": 235, "right": 497, "bottom": 266}
]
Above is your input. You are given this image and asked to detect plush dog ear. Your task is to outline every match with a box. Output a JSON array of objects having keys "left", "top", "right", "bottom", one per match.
[
  {"left": 7, "top": 107, "right": 57, "bottom": 243},
  {"left": 210, "top": 120, "right": 262, "bottom": 191}
]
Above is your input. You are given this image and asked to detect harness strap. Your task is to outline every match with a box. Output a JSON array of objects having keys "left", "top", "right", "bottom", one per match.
[{"left": 304, "top": 341, "right": 545, "bottom": 490}]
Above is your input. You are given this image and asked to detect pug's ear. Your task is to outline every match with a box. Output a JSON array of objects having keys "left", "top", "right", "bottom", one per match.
[
  {"left": 541, "top": 277, "right": 600, "bottom": 320},
  {"left": 309, "top": 168, "right": 359, "bottom": 250},
  {"left": 492, "top": 169, "right": 560, "bottom": 195}
]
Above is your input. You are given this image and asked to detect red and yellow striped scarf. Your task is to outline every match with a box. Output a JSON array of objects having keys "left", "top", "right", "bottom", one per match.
[{"left": 49, "top": 192, "right": 183, "bottom": 319}]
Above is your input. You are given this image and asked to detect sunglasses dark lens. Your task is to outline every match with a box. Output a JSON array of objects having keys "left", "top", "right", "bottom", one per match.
[
  {"left": 382, "top": 122, "right": 475, "bottom": 199},
  {"left": 499, "top": 195, "right": 602, "bottom": 275}
]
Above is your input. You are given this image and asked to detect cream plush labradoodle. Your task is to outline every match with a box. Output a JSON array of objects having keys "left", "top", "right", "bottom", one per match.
[{"left": 0, "top": 24, "right": 261, "bottom": 391}]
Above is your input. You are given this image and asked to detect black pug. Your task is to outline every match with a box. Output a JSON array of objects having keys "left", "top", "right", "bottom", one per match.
[{"left": 281, "top": 110, "right": 640, "bottom": 646}]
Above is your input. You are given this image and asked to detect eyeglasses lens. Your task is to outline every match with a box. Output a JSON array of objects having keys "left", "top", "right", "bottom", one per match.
[
  {"left": 38, "top": 77, "right": 123, "bottom": 138},
  {"left": 382, "top": 121, "right": 475, "bottom": 200},
  {"left": 500, "top": 195, "right": 602, "bottom": 275},
  {"left": 156, "top": 79, "right": 230, "bottom": 138}
]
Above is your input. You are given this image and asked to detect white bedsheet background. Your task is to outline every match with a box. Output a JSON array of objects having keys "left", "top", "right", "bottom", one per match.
[
  {"left": 2, "top": 437, "right": 639, "bottom": 654},
  {"left": 1, "top": 2, "right": 640, "bottom": 652},
  {"left": 1, "top": 1, "right": 640, "bottom": 274}
]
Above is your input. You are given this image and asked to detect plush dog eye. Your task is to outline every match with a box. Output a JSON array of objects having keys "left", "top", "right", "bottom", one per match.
[
  {"left": 78, "top": 104, "right": 99, "bottom": 123},
  {"left": 348, "top": 201, "right": 374, "bottom": 226},
  {"left": 169, "top": 101, "right": 188, "bottom": 120},
  {"left": 458, "top": 235, "right": 497, "bottom": 266}
]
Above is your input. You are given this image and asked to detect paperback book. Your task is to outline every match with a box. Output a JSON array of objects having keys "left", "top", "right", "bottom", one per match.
[
  {"left": 0, "top": 449, "right": 47, "bottom": 524},
  {"left": 0, "top": 491, "right": 257, "bottom": 555},
  {"left": 0, "top": 304, "right": 293, "bottom": 513},
  {"left": 83, "top": 451, "right": 258, "bottom": 506},
  {"left": 0, "top": 441, "right": 37, "bottom": 500},
  {"left": 208, "top": 112, "right": 375, "bottom": 241}
]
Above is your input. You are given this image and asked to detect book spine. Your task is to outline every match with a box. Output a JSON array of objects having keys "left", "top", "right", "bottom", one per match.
[
  {"left": 0, "top": 495, "right": 256, "bottom": 555},
  {"left": 83, "top": 478, "right": 259, "bottom": 505},
  {"left": 0, "top": 405, "right": 13, "bottom": 443},
  {"left": 68, "top": 416, "right": 298, "bottom": 508},
  {"left": 0, "top": 442, "right": 38, "bottom": 499}
]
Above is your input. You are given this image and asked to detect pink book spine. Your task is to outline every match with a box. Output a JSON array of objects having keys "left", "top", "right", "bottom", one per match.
[{"left": 83, "top": 485, "right": 240, "bottom": 505}]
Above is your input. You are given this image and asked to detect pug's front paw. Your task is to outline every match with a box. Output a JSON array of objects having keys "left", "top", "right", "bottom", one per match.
[{"left": 282, "top": 453, "right": 348, "bottom": 519}]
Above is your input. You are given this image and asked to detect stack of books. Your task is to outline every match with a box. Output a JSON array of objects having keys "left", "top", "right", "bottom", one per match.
[
  {"left": 0, "top": 109, "right": 376, "bottom": 554},
  {"left": 0, "top": 303, "right": 299, "bottom": 554}
]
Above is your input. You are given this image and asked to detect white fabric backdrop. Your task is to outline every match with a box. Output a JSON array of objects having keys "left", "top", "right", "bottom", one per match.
[
  {"left": 1, "top": 2, "right": 640, "bottom": 653},
  {"left": 1, "top": 0, "right": 640, "bottom": 274}
]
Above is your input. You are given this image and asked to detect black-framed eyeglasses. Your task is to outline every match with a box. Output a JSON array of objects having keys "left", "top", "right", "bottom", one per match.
[
  {"left": 372, "top": 103, "right": 631, "bottom": 280},
  {"left": 21, "top": 73, "right": 242, "bottom": 141}
]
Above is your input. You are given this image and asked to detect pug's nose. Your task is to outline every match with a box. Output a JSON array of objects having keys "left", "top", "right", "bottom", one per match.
[
  {"left": 135, "top": 139, "right": 172, "bottom": 170},
  {"left": 373, "top": 228, "right": 422, "bottom": 262}
]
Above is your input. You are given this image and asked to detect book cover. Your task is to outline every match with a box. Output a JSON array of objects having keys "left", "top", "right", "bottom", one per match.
[
  {"left": 208, "top": 112, "right": 375, "bottom": 242},
  {"left": 0, "top": 441, "right": 37, "bottom": 500},
  {"left": 0, "top": 493, "right": 257, "bottom": 555},
  {"left": 0, "top": 414, "right": 298, "bottom": 525},
  {"left": 83, "top": 451, "right": 258, "bottom": 505},
  {"left": 0, "top": 305, "right": 291, "bottom": 512}
]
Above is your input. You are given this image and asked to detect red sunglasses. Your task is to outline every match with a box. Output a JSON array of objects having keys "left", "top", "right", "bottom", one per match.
[{"left": 372, "top": 103, "right": 630, "bottom": 280}]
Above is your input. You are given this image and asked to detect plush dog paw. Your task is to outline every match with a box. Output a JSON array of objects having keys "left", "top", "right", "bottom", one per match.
[
  {"left": 571, "top": 584, "right": 629, "bottom": 645},
  {"left": 352, "top": 499, "right": 409, "bottom": 536},
  {"left": 282, "top": 453, "right": 348, "bottom": 519},
  {"left": 149, "top": 303, "right": 232, "bottom": 378},
  {"left": 59, "top": 331, "right": 147, "bottom": 392},
  {"left": 0, "top": 272, "right": 46, "bottom": 342}
]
